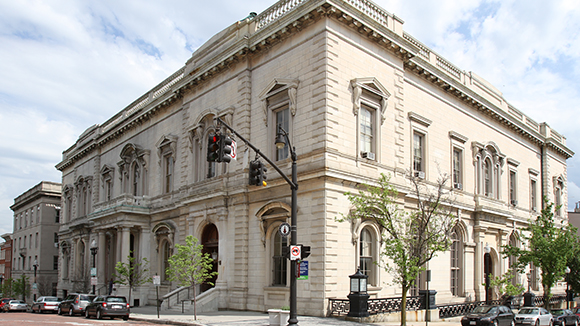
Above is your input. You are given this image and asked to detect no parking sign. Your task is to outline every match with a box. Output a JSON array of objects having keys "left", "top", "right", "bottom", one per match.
[{"left": 290, "top": 245, "right": 301, "bottom": 261}]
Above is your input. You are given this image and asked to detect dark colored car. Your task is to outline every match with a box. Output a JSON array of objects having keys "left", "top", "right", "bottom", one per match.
[
  {"left": 461, "top": 305, "right": 515, "bottom": 326},
  {"left": 58, "top": 293, "right": 96, "bottom": 316},
  {"left": 0, "top": 298, "right": 15, "bottom": 312},
  {"left": 84, "top": 295, "right": 129, "bottom": 320},
  {"left": 551, "top": 309, "right": 579, "bottom": 326},
  {"left": 31, "top": 296, "right": 60, "bottom": 313}
]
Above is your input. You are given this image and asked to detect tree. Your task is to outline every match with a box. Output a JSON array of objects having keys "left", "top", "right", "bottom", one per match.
[
  {"left": 114, "top": 251, "right": 152, "bottom": 307},
  {"left": 487, "top": 272, "right": 525, "bottom": 300},
  {"left": 1, "top": 278, "right": 15, "bottom": 298},
  {"left": 338, "top": 173, "right": 456, "bottom": 326},
  {"left": 13, "top": 274, "right": 30, "bottom": 301},
  {"left": 503, "top": 197, "right": 579, "bottom": 306},
  {"left": 166, "top": 235, "right": 218, "bottom": 321}
]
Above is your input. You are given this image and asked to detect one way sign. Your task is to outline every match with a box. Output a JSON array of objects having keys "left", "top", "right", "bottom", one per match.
[{"left": 290, "top": 245, "right": 301, "bottom": 261}]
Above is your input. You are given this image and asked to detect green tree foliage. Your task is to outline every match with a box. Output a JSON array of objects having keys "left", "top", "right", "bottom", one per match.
[
  {"left": 503, "top": 197, "right": 579, "bottom": 306},
  {"left": 114, "top": 251, "right": 152, "bottom": 307},
  {"left": 339, "top": 173, "right": 456, "bottom": 326},
  {"left": 13, "top": 274, "right": 30, "bottom": 301},
  {"left": 487, "top": 272, "right": 525, "bottom": 298},
  {"left": 166, "top": 235, "right": 217, "bottom": 321},
  {"left": 1, "top": 278, "right": 15, "bottom": 298}
]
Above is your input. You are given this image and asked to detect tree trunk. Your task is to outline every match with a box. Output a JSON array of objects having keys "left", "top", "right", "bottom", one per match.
[
  {"left": 542, "top": 283, "right": 552, "bottom": 309},
  {"left": 193, "top": 285, "right": 197, "bottom": 321},
  {"left": 400, "top": 285, "right": 408, "bottom": 326}
]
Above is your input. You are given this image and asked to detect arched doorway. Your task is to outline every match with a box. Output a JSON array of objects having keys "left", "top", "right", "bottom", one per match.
[
  {"left": 484, "top": 252, "right": 493, "bottom": 303},
  {"left": 201, "top": 224, "right": 218, "bottom": 292}
]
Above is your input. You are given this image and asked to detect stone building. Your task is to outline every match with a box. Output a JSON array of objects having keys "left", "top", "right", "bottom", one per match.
[
  {"left": 0, "top": 233, "right": 13, "bottom": 285},
  {"left": 55, "top": 0, "right": 572, "bottom": 315},
  {"left": 10, "top": 181, "right": 62, "bottom": 300}
]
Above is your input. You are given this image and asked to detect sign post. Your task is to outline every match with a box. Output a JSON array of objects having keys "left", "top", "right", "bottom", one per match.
[{"left": 153, "top": 275, "right": 161, "bottom": 318}]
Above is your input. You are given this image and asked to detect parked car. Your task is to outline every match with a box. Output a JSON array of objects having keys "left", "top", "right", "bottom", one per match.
[
  {"left": 572, "top": 307, "right": 580, "bottom": 318},
  {"left": 3, "top": 300, "right": 28, "bottom": 312},
  {"left": 551, "top": 309, "right": 580, "bottom": 326},
  {"left": 0, "top": 298, "right": 15, "bottom": 312},
  {"left": 461, "top": 305, "right": 515, "bottom": 326},
  {"left": 57, "top": 293, "right": 96, "bottom": 316},
  {"left": 84, "top": 295, "right": 129, "bottom": 320},
  {"left": 515, "top": 307, "right": 553, "bottom": 326},
  {"left": 31, "top": 296, "right": 60, "bottom": 313}
]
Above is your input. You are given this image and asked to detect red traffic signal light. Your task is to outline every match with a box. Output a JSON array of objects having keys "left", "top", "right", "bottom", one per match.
[{"left": 207, "top": 133, "right": 221, "bottom": 162}]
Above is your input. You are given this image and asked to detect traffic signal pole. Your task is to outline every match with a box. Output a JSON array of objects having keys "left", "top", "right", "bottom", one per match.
[{"left": 216, "top": 117, "right": 300, "bottom": 325}]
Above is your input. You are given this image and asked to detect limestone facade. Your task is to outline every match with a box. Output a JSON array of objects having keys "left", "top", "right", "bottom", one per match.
[
  {"left": 10, "top": 181, "right": 62, "bottom": 299},
  {"left": 55, "top": 0, "right": 573, "bottom": 316}
]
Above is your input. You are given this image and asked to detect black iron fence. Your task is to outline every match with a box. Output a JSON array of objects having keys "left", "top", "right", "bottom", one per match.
[
  {"left": 328, "top": 295, "right": 424, "bottom": 316},
  {"left": 438, "top": 294, "right": 567, "bottom": 319},
  {"left": 329, "top": 294, "right": 567, "bottom": 319}
]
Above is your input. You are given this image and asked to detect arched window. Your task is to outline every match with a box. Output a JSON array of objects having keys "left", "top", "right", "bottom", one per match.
[
  {"left": 450, "top": 227, "right": 463, "bottom": 296},
  {"left": 118, "top": 143, "right": 149, "bottom": 196},
  {"left": 162, "top": 241, "right": 171, "bottom": 281},
  {"left": 473, "top": 142, "right": 504, "bottom": 199},
  {"left": 272, "top": 231, "right": 288, "bottom": 286},
  {"left": 356, "top": 225, "right": 378, "bottom": 287},
  {"left": 509, "top": 233, "right": 519, "bottom": 286},
  {"left": 359, "top": 228, "right": 372, "bottom": 277}
]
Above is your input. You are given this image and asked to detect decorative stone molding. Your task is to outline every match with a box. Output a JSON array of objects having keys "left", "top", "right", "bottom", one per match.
[
  {"left": 258, "top": 78, "right": 299, "bottom": 126},
  {"left": 350, "top": 77, "right": 390, "bottom": 125}
]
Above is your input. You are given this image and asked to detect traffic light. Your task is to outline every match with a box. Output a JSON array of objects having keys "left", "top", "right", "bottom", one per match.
[
  {"left": 301, "top": 245, "right": 311, "bottom": 260},
  {"left": 249, "top": 159, "right": 267, "bottom": 186},
  {"left": 249, "top": 160, "right": 260, "bottom": 185},
  {"left": 259, "top": 161, "right": 267, "bottom": 186},
  {"left": 207, "top": 133, "right": 221, "bottom": 162},
  {"left": 220, "top": 135, "right": 233, "bottom": 163}
]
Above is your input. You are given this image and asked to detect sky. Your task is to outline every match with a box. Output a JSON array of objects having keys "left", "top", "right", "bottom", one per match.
[{"left": 0, "top": 0, "right": 579, "bottom": 236}]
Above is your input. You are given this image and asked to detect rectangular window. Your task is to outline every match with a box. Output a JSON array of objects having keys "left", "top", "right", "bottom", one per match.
[
  {"left": 509, "top": 171, "right": 517, "bottom": 205},
  {"left": 55, "top": 208, "right": 60, "bottom": 223},
  {"left": 105, "top": 179, "right": 112, "bottom": 201},
  {"left": 530, "top": 179, "right": 537, "bottom": 211},
  {"left": 452, "top": 148, "right": 462, "bottom": 189},
  {"left": 54, "top": 232, "right": 58, "bottom": 244},
  {"left": 272, "top": 233, "right": 288, "bottom": 286},
  {"left": 164, "top": 154, "right": 174, "bottom": 194},
  {"left": 54, "top": 256, "right": 59, "bottom": 270},
  {"left": 276, "top": 108, "right": 290, "bottom": 160},
  {"left": 35, "top": 232, "right": 39, "bottom": 248},
  {"left": 360, "top": 105, "right": 374, "bottom": 155},
  {"left": 413, "top": 132, "right": 424, "bottom": 173}
]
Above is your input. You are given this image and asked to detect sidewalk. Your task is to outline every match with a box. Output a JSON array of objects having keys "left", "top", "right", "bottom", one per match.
[{"left": 129, "top": 306, "right": 461, "bottom": 326}]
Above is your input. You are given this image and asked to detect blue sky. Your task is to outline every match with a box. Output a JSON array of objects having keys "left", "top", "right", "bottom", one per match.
[{"left": 0, "top": 0, "right": 579, "bottom": 235}]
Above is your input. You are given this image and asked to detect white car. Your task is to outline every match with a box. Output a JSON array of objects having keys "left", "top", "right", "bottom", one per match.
[
  {"left": 515, "top": 307, "right": 553, "bottom": 326},
  {"left": 4, "top": 300, "right": 28, "bottom": 312}
]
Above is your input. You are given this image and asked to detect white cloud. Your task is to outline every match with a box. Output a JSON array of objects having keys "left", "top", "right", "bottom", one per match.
[{"left": 0, "top": 0, "right": 578, "bottom": 235}]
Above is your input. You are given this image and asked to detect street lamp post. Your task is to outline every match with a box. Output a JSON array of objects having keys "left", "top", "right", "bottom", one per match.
[
  {"left": 276, "top": 125, "right": 299, "bottom": 326},
  {"left": 484, "top": 243, "right": 491, "bottom": 304},
  {"left": 214, "top": 118, "right": 300, "bottom": 325},
  {"left": 33, "top": 260, "right": 39, "bottom": 301},
  {"left": 90, "top": 239, "right": 98, "bottom": 295},
  {"left": 566, "top": 266, "right": 571, "bottom": 309}
]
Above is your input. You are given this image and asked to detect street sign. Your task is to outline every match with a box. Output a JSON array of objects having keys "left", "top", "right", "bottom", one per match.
[
  {"left": 32, "top": 283, "right": 38, "bottom": 290},
  {"left": 279, "top": 222, "right": 290, "bottom": 237},
  {"left": 91, "top": 277, "right": 98, "bottom": 286},
  {"left": 91, "top": 267, "right": 97, "bottom": 277},
  {"left": 153, "top": 275, "right": 161, "bottom": 286},
  {"left": 298, "top": 261, "right": 309, "bottom": 280},
  {"left": 290, "top": 245, "right": 301, "bottom": 261}
]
